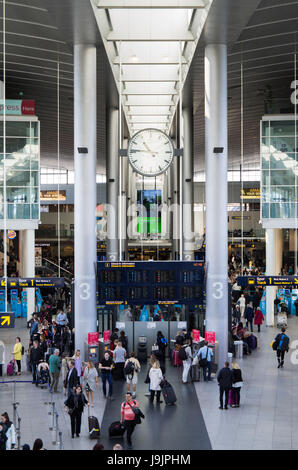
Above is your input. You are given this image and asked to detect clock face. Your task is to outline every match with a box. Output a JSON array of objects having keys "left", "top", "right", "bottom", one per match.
[{"left": 128, "top": 128, "right": 174, "bottom": 177}]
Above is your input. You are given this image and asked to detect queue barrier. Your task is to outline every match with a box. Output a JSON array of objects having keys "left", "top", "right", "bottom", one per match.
[{"left": 0, "top": 379, "right": 64, "bottom": 450}]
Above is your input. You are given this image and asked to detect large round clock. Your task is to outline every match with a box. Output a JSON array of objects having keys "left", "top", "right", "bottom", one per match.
[{"left": 127, "top": 128, "right": 174, "bottom": 177}]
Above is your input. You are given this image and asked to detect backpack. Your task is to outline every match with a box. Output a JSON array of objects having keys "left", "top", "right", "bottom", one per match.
[
  {"left": 124, "top": 361, "right": 135, "bottom": 376},
  {"left": 178, "top": 347, "right": 187, "bottom": 361},
  {"left": 160, "top": 337, "right": 167, "bottom": 346}
]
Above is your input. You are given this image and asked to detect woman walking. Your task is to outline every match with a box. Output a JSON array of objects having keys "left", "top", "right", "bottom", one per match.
[
  {"left": 64, "top": 385, "right": 89, "bottom": 438},
  {"left": 1, "top": 412, "right": 16, "bottom": 450},
  {"left": 12, "top": 337, "right": 22, "bottom": 376},
  {"left": 149, "top": 360, "right": 163, "bottom": 404},
  {"left": 254, "top": 307, "right": 264, "bottom": 333},
  {"left": 231, "top": 363, "right": 243, "bottom": 408},
  {"left": 72, "top": 349, "right": 83, "bottom": 384},
  {"left": 83, "top": 361, "right": 99, "bottom": 407}
]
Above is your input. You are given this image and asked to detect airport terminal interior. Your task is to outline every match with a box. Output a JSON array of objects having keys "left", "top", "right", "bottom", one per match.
[{"left": 0, "top": 0, "right": 298, "bottom": 452}]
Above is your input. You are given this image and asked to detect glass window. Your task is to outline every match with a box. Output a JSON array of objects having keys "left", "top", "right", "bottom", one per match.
[
  {"left": 6, "top": 187, "right": 31, "bottom": 203},
  {"left": 0, "top": 138, "right": 31, "bottom": 154},
  {"left": 31, "top": 171, "right": 39, "bottom": 186},
  {"left": 32, "top": 204, "right": 39, "bottom": 219},
  {"left": 261, "top": 138, "right": 270, "bottom": 153},
  {"left": 3, "top": 121, "right": 31, "bottom": 137},
  {"left": 261, "top": 187, "right": 270, "bottom": 203},
  {"left": 270, "top": 153, "right": 296, "bottom": 170},
  {"left": 270, "top": 121, "right": 296, "bottom": 136},
  {"left": 262, "top": 203, "right": 269, "bottom": 218},
  {"left": 270, "top": 186, "right": 295, "bottom": 203},
  {"left": 7, "top": 204, "right": 30, "bottom": 219},
  {"left": 6, "top": 170, "right": 31, "bottom": 186},
  {"left": 0, "top": 152, "right": 31, "bottom": 170},
  {"left": 270, "top": 203, "right": 295, "bottom": 219},
  {"left": 262, "top": 170, "right": 270, "bottom": 186},
  {"left": 270, "top": 169, "right": 295, "bottom": 186},
  {"left": 261, "top": 154, "right": 270, "bottom": 169},
  {"left": 262, "top": 121, "right": 270, "bottom": 137},
  {"left": 270, "top": 137, "right": 296, "bottom": 153},
  {"left": 31, "top": 188, "right": 39, "bottom": 203},
  {"left": 30, "top": 122, "right": 39, "bottom": 138}
]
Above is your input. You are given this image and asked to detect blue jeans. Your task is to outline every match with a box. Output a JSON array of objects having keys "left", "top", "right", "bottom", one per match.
[
  {"left": 101, "top": 371, "right": 113, "bottom": 397},
  {"left": 202, "top": 361, "right": 212, "bottom": 381}
]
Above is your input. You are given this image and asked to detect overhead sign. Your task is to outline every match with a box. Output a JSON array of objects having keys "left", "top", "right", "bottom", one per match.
[
  {"left": 0, "top": 277, "right": 65, "bottom": 288},
  {"left": 240, "top": 188, "right": 260, "bottom": 200},
  {"left": 237, "top": 276, "right": 298, "bottom": 287},
  {"left": 192, "top": 329, "right": 200, "bottom": 343},
  {"left": 40, "top": 190, "right": 66, "bottom": 201},
  {"left": 0, "top": 99, "right": 35, "bottom": 115},
  {"left": 0, "top": 312, "right": 14, "bottom": 329},
  {"left": 205, "top": 331, "right": 215, "bottom": 345}
]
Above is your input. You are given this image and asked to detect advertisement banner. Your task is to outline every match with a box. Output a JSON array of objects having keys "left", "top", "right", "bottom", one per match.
[
  {"left": 192, "top": 329, "right": 200, "bottom": 343},
  {"left": 35, "top": 247, "right": 42, "bottom": 267},
  {"left": 103, "top": 330, "right": 111, "bottom": 343},
  {"left": 88, "top": 332, "right": 99, "bottom": 345},
  {"left": 205, "top": 331, "right": 216, "bottom": 345},
  {"left": 0, "top": 99, "right": 35, "bottom": 115}
]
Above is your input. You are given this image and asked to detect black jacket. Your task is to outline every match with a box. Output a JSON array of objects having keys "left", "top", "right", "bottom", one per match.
[
  {"left": 30, "top": 347, "right": 43, "bottom": 365},
  {"left": 217, "top": 367, "right": 233, "bottom": 389},
  {"left": 232, "top": 368, "right": 243, "bottom": 384},
  {"left": 64, "top": 393, "right": 88, "bottom": 413},
  {"left": 66, "top": 367, "right": 79, "bottom": 389}
]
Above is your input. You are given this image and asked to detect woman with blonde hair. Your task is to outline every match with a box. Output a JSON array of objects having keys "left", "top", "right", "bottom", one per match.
[
  {"left": 149, "top": 360, "right": 163, "bottom": 404},
  {"left": 72, "top": 349, "right": 82, "bottom": 383},
  {"left": 83, "top": 361, "right": 98, "bottom": 407},
  {"left": 231, "top": 362, "right": 243, "bottom": 408}
]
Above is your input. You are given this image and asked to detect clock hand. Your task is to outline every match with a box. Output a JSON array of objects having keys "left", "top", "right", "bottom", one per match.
[{"left": 143, "top": 141, "right": 157, "bottom": 157}]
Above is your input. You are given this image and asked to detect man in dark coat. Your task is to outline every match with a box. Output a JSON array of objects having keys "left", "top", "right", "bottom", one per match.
[
  {"left": 66, "top": 359, "right": 79, "bottom": 396},
  {"left": 244, "top": 303, "right": 254, "bottom": 332},
  {"left": 29, "top": 340, "right": 43, "bottom": 386},
  {"left": 217, "top": 362, "right": 233, "bottom": 410}
]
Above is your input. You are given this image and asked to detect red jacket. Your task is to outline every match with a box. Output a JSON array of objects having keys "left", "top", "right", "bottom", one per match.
[{"left": 254, "top": 308, "right": 264, "bottom": 325}]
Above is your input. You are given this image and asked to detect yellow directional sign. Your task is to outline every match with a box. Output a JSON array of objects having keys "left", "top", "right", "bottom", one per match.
[
  {"left": 1, "top": 316, "right": 10, "bottom": 326},
  {"left": 294, "top": 278, "right": 298, "bottom": 285},
  {"left": 1, "top": 280, "right": 6, "bottom": 287}
]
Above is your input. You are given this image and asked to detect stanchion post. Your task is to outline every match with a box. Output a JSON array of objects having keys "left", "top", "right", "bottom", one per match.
[
  {"left": 59, "top": 431, "right": 63, "bottom": 450},
  {"left": 55, "top": 412, "right": 59, "bottom": 446},
  {"left": 17, "top": 416, "right": 21, "bottom": 450}
]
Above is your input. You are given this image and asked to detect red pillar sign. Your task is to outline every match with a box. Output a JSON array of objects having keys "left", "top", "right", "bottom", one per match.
[{"left": 192, "top": 329, "right": 200, "bottom": 343}]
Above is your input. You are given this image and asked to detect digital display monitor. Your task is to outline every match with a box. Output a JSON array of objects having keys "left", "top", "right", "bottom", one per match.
[{"left": 137, "top": 190, "right": 162, "bottom": 234}]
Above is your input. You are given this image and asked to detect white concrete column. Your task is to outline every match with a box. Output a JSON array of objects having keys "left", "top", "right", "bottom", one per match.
[
  {"left": 22, "top": 229, "right": 35, "bottom": 320},
  {"left": 266, "top": 228, "right": 283, "bottom": 326},
  {"left": 182, "top": 107, "right": 194, "bottom": 260},
  {"left": 74, "top": 44, "right": 97, "bottom": 354},
  {"left": 106, "top": 108, "right": 119, "bottom": 261},
  {"left": 121, "top": 139, "right": 128, "bottom": 260},
  {"left": 205, "top": 44, "right": 228, "bottom": 368}
]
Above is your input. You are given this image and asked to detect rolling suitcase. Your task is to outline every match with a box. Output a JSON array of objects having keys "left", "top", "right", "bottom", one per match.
[
  {"left": 246, "top": 334, "right": 257, "bottom": 350},
  {"left": 109, "top": 421, "right": 126, "bottom": 439},
  {"left": 160, "top": 380, "right": 177, "bottom": 406},
  {"left": 88, "top": 406, "right": 100, "bottom": 440},
  {"left": 172, "top": 350, "right": 182, "bottom": 367},
  {"left": 190, "top": 364, "right": 200, "bottom": 382},
  {"left": 7, "top": 360, "right": 15, "bottom": 376}
]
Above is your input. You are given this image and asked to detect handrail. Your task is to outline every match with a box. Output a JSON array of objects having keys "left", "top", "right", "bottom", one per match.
[{"left": 43, "top": 258, "right": 73, "bottom": 277}]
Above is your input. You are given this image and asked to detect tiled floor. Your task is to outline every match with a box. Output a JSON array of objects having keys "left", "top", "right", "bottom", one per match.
[
  {"left": 0, "top": 319, "right": 107, "bottom": 450},
  {"left": 2, "top": 316, "right": 298, "bottom": 450},
  {"left": 195, "top": 315, "right": 298, "bottom": 450}
]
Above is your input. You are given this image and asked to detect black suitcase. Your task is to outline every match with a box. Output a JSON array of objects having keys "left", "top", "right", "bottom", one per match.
[
  {"left": 109, "top": 421, "right": 126, "bottom": 438},
  {"left": 190, "top": 364, "right": 200, "bottom": 382},
  {"left": 160, "top": 380, "right": 177, "bottom": 406},
  {"left": 88, "top": 408, "right": 100, "bottom": 440}
]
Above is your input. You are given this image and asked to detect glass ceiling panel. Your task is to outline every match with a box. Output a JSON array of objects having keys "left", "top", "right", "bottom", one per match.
[{"left": 91, "top": 0, "right": 213, "bottom": 136}]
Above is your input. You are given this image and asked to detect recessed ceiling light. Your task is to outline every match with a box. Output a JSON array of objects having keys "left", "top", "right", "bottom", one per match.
[{"left": 130, "top": 55, "right": 139, "bottom": 63}]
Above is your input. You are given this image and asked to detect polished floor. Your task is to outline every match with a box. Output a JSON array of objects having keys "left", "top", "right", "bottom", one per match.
[{"left": 1, "top": 316, "right": 298, "bottom": 450}]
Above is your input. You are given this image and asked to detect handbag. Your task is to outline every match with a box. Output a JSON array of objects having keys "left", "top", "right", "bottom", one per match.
[
  {"left": 128, "top": 401, "right": 145, "bottom": 424},
  {"left": 68, "top": 408, "right": 74, "bottom": 416},
  {"left": 198, "top": 348, "right": 209, "bottom": 368}
]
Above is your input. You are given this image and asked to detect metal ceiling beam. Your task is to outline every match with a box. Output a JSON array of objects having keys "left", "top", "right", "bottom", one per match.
[
  {"left": 106, "top": 31, "right": 195, "bottom": 41},
  {"left": 114, "top": 58, "right": 187, "bottom": 65},
  {"left": 122, "top": 92, "right": 178, "bottom": 95},
  {"left": 97, "top": 0, "right": 205, "bottom": 8},
  {"left": 123, "top": 79, "right": 178, "bottom": 82}
]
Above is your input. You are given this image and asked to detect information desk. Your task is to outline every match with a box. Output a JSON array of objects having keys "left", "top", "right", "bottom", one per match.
[{"left": 97, "top": 261, "right": 205, "bottom": 305}]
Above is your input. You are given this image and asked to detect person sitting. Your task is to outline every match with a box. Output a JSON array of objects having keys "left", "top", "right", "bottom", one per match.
[{"left": 37, "top": 360, "right": 50, "bottom": 385}]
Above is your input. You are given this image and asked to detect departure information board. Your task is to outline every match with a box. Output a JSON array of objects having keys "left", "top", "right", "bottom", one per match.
[{"left": 97, "top": 261, "right": 205, "bottom": 305}]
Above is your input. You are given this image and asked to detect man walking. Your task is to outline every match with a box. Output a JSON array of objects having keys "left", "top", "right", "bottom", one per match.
[
  {"left": 197, "top": 341, "right": 214, "bottom": 382},
  {"left": 181, "top": 339, "right": 192, "bottom": 384},
  {"left": 29, "top": 340, "right": 43, "bottom": 386},
  {"left": 49, "top": 349, "right": 61, "bottom": 392},
  {"left": 244, "top": 303, "right": 254, "bottom": 332},
  {"left": 217, "top": 362, "right": 233, "bottom": 410},
  {"left": 274, "top": 328, "right": 290, "bottom": 369},
  {"left": 66, "top": 359, "right": 79, "bottom": 396}
]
